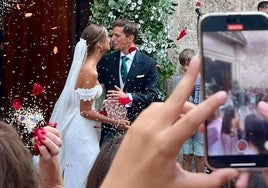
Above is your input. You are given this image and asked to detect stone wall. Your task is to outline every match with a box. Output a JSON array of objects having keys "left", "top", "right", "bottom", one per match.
[{"left": 167, "top": 0, "right": 264, "bottom": 94}]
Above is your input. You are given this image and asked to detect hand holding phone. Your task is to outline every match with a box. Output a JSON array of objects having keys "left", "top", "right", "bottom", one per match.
[{"left": 200, "top": 12, "right": 268, "bottom": 169}]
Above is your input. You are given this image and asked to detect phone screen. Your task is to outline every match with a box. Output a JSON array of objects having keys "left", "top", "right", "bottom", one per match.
[{"left": 200, "top": 12, "right": 268, "bottom": 169}]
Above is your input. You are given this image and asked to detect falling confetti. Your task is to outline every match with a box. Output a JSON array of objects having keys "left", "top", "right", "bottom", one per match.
[
  {"left": 16, "top": 3, "right": 21, "bottom": 10},
  {"left": 4, "top": 83, "right": 49, "bottom": 154},
  {"left": 53, "top": 46, "right": 59, "bottom": 54},
  {"left": 0, "top": 0, "right": 20, "bottom": 16},
  {"left": 177, "top": 28, "right": 187, "bottom": 41},
  {"left": 25, "top": 13, "right": 33, "bottom": 18}
]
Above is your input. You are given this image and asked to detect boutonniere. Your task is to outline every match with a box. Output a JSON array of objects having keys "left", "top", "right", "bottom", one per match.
[{"left": 128, "top": 46, "right": 136, "bottom": 54}]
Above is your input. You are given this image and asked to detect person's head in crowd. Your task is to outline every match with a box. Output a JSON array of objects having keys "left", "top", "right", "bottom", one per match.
[
  {"left": 111, "top": 19, "right": 139, "bottom": 54},
  {"left": 0, "top": 120, "right": 39, "bottom": 187},
  {"left": 258, "top": 1, "right": 268, "bottom": 13},
  {"left": 221, "top": 105, "right": 236, "bottom": 135},
  {"left": 86, "top": 136, "right": 124, "bottom": 188},
  {"left": 179, "top": 48, "right": 195, "bottom": 72},
  {"left": 81, "top": 24, "right": 111, "bottom": 55},
  {"left": 245, "top": 113, "right": 267, "bottom": 154},
  {"left": 248, "top": 170, "right": 268, "bottom": 188}
]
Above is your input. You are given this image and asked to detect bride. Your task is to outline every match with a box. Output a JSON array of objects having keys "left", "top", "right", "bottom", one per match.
[{"left": 50, "top": 24, "right": 129, "bottom": 188}]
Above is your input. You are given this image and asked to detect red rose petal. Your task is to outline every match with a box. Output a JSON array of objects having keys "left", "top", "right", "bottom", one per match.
[
  {"left": 177, "top": 29, "right": 187, "bottom": 41},
  {"left": 118, "top": 97, "right": 131, "bottom": 105},
  {"left": 128, "top": 47, "right": 136, "bottom": 54},
  {"left": 32, "top": 83, "right": 45, "bottom": 96},
  {"left": 12, "top": 99, "right": 22, "bottom": 111}
]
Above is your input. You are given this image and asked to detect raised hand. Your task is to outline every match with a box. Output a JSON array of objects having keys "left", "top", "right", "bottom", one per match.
[{"left": 101, "top": 56, "right": 241, "bottom": 188}]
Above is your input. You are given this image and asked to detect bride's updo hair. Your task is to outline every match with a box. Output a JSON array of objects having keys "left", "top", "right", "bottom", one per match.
[{"left": 81, "top": 24, "right": 106, "bottom": 54}]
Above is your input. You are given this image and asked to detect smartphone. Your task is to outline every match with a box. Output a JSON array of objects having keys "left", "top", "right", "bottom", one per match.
[{"left": 200, "top": 12, "right": 268, "bottom": 169}]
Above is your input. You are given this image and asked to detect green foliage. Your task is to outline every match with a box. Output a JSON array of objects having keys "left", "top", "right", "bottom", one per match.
[{"left": 90, "top": 0, "right": 178, "bottom": 100}]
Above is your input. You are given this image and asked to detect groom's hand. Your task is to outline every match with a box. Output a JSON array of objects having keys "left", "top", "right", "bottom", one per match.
[{"left": 107, "top": 85, "right": 130, "bottom": 102}]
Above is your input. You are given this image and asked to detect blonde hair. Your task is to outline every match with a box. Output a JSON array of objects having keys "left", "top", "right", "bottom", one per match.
[{"left": 179, "top": 48, "right": 195, "bottom": 66}]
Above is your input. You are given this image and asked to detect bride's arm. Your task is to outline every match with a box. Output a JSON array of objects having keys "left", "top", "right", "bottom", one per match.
[
  {"left": 80, "top": 99, "right": 121, "bottom": 126},
  {"left": 77, "top": 65, "right": 129, "bottom": 127}
]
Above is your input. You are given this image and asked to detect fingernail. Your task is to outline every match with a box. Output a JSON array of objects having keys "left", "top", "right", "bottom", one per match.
[
  {"left": 38, "top": 141, "right": 44, "bottom": 146},
  {"left": 33, "top": 145, "right": 40, "bottom": 156},
  {"left": 34, "top": 136, "right": 38, "bottom": 143},
  {"left": 259, "top": 101, "right": 268, "bottom": 113},
  {"left": 216, "top": 91, "right": 227, "bottom": 101},
  {"left": 40, "top": 135, "right": 46, "bottom": 141},
  {"left": 48, "top": 122, "right": 57, "bottom": 128}
]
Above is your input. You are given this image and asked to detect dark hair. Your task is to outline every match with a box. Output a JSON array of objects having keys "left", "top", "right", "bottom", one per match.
[
  {"left": 248, "top": 171, "right": 268, "bottom": 188},
  {"left": 81, "top": 24, "right": 106, "bottom": 54},
  {"left": 86, "top": 136, "right": 124, "bottom": 188},
  {"left": 0, "top": 121, "right": 39, "bottom": 188},
  {"left": 245, "top": 113, "right": 267, "bottom": 153},
  {"left": 112, "top": 19, "right": 139, "bottom": 42},
  {"left": 179, "top": 48, "right": 195, "bottom": 66},
  {"left": 258, "top": 1, "right": 268, "bottom": 10},
  {"left": 221, "top": 105, "right": 235, "bottom": 134}
]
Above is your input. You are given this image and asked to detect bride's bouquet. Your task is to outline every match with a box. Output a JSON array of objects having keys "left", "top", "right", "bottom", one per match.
[
  {"left": 102, "top": 97, "right": 131, "bottom": 121},
  {"left": 100, "top": 97, "right": 131, "bottom": 130}
]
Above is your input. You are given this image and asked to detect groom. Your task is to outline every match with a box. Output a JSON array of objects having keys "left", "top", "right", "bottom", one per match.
[{"left": 97, "top": 19, "right": 159, "bottom": 146}]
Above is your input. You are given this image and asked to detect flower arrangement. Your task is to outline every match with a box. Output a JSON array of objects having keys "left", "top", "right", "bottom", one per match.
[
  {"left": 89, "top": 0, "right": 179, "bottom": 100},
  {"left": 99, "top": 97, "right": 131, "bottom": 127},
  {"left": 4, "top": 82, "right": 53, "bottom": 155}
]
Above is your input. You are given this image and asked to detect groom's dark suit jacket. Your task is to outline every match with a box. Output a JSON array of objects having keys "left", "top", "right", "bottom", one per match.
[{"left": 97, "top": 50, "right": 159, "bottom": 146}]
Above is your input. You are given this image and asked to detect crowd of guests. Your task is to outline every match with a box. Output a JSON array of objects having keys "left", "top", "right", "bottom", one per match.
[
  {"left": 230, "top": 87, "right": 268, "bottom": 112},
  {"left": 2, "top": 54, "right": 268, "bottom": 188},
  {"left": 2, "top": 4, "right": 268, "bottom": 186},
  {"left": 208, "top": 103, "right": 268, "bottom": 156}
]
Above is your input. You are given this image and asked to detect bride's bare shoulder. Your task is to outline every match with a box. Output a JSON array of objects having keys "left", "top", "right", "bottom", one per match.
[{"left": 76, "top": 65, "right": 98, "bottom": 89}]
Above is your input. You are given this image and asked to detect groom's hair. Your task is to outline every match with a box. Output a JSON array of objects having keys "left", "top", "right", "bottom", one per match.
[
  {"left": 258, "top": 1, "right": 268, "bottom": 11},
  {"left": 112, "top": 19, "right": 139, "bottom": 42}
]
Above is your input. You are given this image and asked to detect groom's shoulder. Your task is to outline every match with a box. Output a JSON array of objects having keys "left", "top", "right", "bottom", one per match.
[
  {"left": 103, "top": 50, "right": 120, "bottom": 59},
  {"left": 137, "top": 50, "right": 156, "bottom": 64}
]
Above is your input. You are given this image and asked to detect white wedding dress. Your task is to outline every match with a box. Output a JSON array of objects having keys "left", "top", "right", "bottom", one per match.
[
  {"left": 49, "top": 38, "right": 101, "bottom": 187},
  {"left": 59, "top": 85, "right": 102, "bottom": 188}
]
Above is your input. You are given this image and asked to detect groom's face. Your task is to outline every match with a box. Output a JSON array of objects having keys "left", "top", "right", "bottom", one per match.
[{"left": 112, "top": 26, "right": 131, "bottom": 53}]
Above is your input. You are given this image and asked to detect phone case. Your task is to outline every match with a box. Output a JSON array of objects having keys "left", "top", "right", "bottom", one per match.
[{"left": 199, "top": 12, "right": 268, "bottom": 169}]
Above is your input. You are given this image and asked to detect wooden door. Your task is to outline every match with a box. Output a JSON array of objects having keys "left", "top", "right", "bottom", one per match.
[{"left": 2, "top": 0, "right": 92, "bottom": 120}]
